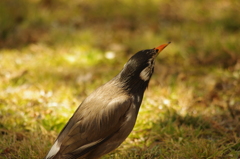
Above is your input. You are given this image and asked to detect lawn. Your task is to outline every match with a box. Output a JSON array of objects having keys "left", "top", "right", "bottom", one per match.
[{"left": 0, "top": 0, "right": 240, "bottom": 158}]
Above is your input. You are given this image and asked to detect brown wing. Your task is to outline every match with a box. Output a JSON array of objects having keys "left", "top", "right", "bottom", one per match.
[{"left": 46, "top": 86, "right": 132, "bottom": 159}]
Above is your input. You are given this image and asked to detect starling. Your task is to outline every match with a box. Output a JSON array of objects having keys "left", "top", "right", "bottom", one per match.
[{"left": 45, "top": 42, "right": 170, "bottom": 159}]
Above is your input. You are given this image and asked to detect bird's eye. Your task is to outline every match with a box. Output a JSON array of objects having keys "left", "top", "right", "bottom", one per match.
[{"left": 155, "top": 49, "right": 159, "bottom": 53}]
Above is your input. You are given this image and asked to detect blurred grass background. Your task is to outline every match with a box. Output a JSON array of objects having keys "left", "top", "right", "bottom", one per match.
[{"left": 0, "top": 0, "right": 240, "bottom": 158}]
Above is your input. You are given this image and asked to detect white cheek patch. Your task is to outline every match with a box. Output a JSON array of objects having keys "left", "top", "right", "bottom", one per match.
[
  {"left": 140, "top": 59, "right": 154, "bottom": 81},
  {"left": 140, "top": 66, "right": 152, "bottom": 81},
  {"left": 46, "top": 140, "right": 61, "bottom": 159}
]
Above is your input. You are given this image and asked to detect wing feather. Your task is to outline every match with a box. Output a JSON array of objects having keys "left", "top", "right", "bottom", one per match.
[{"left": 48, "top": 84, "right": 132, "bottom": 158}]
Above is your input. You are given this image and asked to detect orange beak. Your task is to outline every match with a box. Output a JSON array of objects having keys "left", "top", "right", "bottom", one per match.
[{"left": 154, "top": 42, "right": 171, "bottom": 53}]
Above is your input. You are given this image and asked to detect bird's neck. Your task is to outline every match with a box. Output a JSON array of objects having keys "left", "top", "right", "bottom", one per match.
[{"left": 114, "top": 70, "right": 150, "bottom": 95}]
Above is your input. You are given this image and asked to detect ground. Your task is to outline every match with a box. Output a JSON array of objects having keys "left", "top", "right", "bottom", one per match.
[{"left": 0, "top": 0, "right": 240, "bottom": 158}]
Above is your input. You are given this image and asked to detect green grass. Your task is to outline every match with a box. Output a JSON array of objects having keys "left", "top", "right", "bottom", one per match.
[{"left": 0, "top": 0, "right": 240, "bottom": 158}]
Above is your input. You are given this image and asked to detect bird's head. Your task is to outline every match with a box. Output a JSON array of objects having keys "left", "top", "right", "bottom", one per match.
[{"left": 116, "top": 42, "right": 170, "bottom": 93}]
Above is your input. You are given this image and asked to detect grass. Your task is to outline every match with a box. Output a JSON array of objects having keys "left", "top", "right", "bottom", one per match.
[{"left": 0, "top": 0, "right": 240, "bottom": 158}]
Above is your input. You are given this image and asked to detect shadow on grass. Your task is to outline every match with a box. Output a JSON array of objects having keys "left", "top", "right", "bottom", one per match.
[{"left": 110, "top": 106, "right": 240, "bottom": 159}]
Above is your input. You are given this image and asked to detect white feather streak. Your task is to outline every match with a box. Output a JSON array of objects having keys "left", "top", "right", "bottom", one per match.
[{"left": 46, "top": 140, "right": 60, "bottom": 159}]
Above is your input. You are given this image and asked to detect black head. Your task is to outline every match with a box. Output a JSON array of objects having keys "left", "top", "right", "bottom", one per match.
[
  {"left": 115, "top": 43, "right": 170, "bottom": 93},
  {"left": 123, "top": 49, "right": 158, "bottom": 82}
]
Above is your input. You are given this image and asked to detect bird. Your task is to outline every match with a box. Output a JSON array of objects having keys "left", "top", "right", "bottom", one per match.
[{"left": 45, "top": 42, "right": 170, "bottom": 159}]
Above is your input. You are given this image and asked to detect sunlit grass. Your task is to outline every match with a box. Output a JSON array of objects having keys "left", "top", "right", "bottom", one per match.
[{"left": 0, "top": 0, "right": 240, "bottom": 158}]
